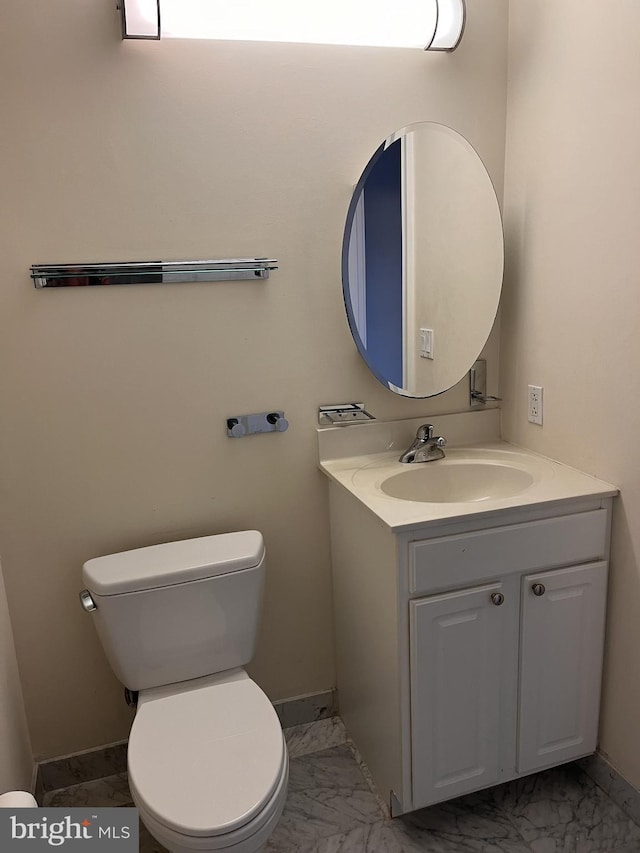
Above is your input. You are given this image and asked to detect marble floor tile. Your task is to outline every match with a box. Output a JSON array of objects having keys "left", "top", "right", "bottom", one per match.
[
  {"left": 38, "top": 741, "right": 128, "bottom": 794},
  {"left": 275, "top": 691, "right": 336, "bottom": 729},
  {"left": 492, "top": 764, "right": 640, "bottom": 853},
  {"left": 285, "top": 717, "right": 348, "bottom": 759},
  {"left": 393, "top": 789, "right": 535, "bottom": 853},
  {"left": 577, "top": 754, "right": 640, "bottom": 830},
  {"left": 270, "top": 808, "right": 535, "bottom": 853},
  {"left": 42, "top": 772, "right": 134, "bottom": 808},
  {"left": 273, "top": 818, "right": 405, "bottom": 853},
  {"left": 138, "top": 821, "right": 168, "bottom": 853},
  {"left": 268, "top": 744, "right": 385, "bottom": 852},
  {"left": 37, "top": 721, "right": 640, "bottom": 853},
  {"left": 346, "top": 738, "right": 391, "bottom": 820}
]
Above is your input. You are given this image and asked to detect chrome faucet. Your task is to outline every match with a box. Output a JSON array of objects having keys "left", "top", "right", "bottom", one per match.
[{"left": 399, "top": 424, "right": 447, "bottom": 464}]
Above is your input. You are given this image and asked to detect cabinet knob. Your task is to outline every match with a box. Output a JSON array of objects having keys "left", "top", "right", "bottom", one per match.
[
  {"left": 490, "top": 592, "right": 505, "bottom": 606},
  {"left": 531, "top": 583, "right": 546, "bottom": 597}
]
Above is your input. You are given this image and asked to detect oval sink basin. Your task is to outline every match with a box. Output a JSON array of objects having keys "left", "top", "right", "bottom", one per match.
[{"left": 380, "top": 462, "right": 535, "bottom": 503}]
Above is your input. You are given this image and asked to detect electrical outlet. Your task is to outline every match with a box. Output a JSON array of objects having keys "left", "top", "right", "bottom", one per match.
[{"left": 528, "top": 385, "right": 543, "bottom": 425}]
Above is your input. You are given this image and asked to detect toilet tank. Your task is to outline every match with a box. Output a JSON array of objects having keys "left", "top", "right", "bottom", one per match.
[{"left": 81, "top": 531, "right": 266, "bottom": 691}]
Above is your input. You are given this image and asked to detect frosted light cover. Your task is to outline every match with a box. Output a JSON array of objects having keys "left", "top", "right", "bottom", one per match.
[
  {"left": 429, "top": 0, "right": 465, "bottom": 50},
  {"left": 121, "top": 0, "right": 160, "bottom": 38},
  {"left": 160, "top": 0, "right": 439, "bottom": 48}
]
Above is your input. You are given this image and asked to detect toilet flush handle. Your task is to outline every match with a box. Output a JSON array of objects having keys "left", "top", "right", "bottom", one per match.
[{"left": 79, "top": 589, "right": 97, "bottom": 612}]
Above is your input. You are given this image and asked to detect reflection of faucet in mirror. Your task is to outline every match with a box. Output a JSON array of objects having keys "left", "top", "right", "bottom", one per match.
[{"left": 399, "top": 424, "right": 447, "bottom": 464}]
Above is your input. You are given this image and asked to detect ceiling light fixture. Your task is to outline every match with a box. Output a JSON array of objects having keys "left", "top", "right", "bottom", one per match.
[
  {"left": 118, "top": 0, "right": 160, "bottom": 39},
  {"left": 118, "top": 0, "right": 465, "bottom": 51},
  {"left": 427, "top": 0, "right": 466, "bottom": 51}
]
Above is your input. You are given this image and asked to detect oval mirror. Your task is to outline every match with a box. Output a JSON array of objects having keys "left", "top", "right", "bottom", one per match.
[{"left": 342, "top": 122, "right": 503, "bottom": 398}]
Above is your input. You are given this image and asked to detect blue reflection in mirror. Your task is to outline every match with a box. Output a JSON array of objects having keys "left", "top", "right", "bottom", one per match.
[{"left": 343, "top": 139, "right": 403, "bottom": 391}]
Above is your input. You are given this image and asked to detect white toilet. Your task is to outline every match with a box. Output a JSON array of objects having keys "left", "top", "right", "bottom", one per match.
[
  {"left": 80, "top": 530, "right": 288, "bottom": 853},
  {"left": 0, "top": 792, "right": 38, "bottom": 808}
]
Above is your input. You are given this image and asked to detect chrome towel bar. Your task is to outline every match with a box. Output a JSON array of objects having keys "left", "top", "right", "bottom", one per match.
[{"left": 30, "top": 258, "right": 278, "bottom": 288}]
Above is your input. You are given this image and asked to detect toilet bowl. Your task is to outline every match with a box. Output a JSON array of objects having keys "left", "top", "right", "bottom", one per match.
[
  {"left": 134, "top": 756, "right": 287, "bottom": 853},
  {"left": 81, "top": 531, "right": 288, "bottom": 853},
  {"left": 127, "top": 670, "right": 288, "bottom": 853},
  {"left": 0, "top": 792, "right": 37, "bottom": 808}
]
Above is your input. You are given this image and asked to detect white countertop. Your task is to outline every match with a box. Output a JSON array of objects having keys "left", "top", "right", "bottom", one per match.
[{"left": 318, "top": 416, "right": 617, "bottom": 532}]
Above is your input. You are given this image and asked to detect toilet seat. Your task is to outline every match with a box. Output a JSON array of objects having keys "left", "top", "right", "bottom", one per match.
[
  {"left": 133, "top": 756, "right": 288, "bottom": 853},
  {"left": 128, "top": 670, "right": 287, "bottom": 840}
]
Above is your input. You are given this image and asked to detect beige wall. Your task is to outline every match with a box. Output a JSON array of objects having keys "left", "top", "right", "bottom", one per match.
[
  {"left": 0, "top": 0, "right": 508, "bottom": 759},
  {"left": 502, "top": 2, "right": 640, "bottom": 788},
  {"left": 0, "top": 561, "right": 33, "bottom": 792}
]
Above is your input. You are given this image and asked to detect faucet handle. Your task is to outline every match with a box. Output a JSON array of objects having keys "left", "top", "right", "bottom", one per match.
[{"left": 416, "top": 423, "right": 434, "bottom": 440}]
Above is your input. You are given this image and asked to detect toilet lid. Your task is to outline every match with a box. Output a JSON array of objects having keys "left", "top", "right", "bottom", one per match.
[{"left": 127, "top": 674, "right": 285, "bottom": 838}]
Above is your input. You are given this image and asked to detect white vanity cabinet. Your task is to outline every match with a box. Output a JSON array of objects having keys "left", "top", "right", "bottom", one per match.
[
  {"left": 517, "top": 561, "right": 608, "bottom": 774},
  {"left": 410, "top": 560, "right": 608, "bottom": 808},
  {"left": 327, "top": 482, "right": 613, "bottom": 816},
  {"left": 409, "top": 580, "right": 509, "bottom": 806}
]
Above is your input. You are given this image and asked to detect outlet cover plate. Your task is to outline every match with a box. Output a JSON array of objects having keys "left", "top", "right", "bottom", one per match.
[{"left": 528, "top": 385, "right": 543, "bottom": 425}]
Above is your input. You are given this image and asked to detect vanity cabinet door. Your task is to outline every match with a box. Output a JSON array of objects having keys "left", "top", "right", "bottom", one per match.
[
  {"left": 410, "top": 582, "right": 509, "bottom": 808},
  {"left": 517, "top": 562, "right": 608, "bottom": 774}
]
